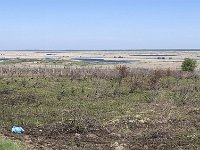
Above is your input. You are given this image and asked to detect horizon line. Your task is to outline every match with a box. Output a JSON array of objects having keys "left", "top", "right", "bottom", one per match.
[{"left": 1, "top": 49, "right": 200, "bottom": 51}]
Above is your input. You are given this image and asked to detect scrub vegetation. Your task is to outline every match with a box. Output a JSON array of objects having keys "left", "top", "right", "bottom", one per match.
[
  {"left": 0, "top": 65, "right": 200, "bottom": 149},
  {"left": 181, "top": 58, "right": 197, "bottom": 72}
]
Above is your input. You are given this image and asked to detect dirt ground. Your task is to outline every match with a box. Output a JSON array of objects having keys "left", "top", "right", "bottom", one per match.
[{"left": 1, "top": 100, "right": 200, "bottom": 150}]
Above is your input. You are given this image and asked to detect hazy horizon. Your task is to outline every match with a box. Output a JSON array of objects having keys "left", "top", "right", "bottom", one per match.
[
  {"left": 1, "top": 49, "right": 200, "bottom": 52},
  {"left": 1, "top": 0, "right": 200, "bottom": 50}
]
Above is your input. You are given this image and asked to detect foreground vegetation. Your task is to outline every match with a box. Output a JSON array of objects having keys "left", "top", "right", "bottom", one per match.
[
  {"left": 0, "top": 66, "right": 200, "bottom": 149},
  {"left": 0, "top": 139, "right": 25, "bottom": 150}
]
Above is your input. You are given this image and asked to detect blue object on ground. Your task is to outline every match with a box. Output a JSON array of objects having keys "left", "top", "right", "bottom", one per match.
[{"left": 12, "top": 126, "right": 24, "bottom": 134}]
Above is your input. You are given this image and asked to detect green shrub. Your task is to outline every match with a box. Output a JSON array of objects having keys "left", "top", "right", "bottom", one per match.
[{"left": 181, "top": 58, "right": 197, "bottom": 72}]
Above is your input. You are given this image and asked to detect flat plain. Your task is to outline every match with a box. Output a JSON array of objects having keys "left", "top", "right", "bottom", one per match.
[{"left": 1, "top": 50, "right": 200, "bottom": 69}]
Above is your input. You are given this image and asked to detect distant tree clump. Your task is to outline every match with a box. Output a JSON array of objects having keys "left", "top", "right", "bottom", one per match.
[{"left": 181, "top": 58, "right": 197, "bottom": 72}]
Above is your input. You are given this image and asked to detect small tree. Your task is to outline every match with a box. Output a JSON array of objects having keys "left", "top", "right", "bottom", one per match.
[
  {"left": 116, "top": 65, "right": 129, "bottom": 78},
  {"left": 181, "top": 58, "right": 197, "bottom": 72},
  {"left": 116, "top": 65, "right": 129, "bottom": 86}
]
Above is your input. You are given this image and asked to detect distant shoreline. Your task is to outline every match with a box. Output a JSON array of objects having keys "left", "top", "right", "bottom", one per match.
[{"left": 0, "top": 49, "right": 200, "bottom": 70}]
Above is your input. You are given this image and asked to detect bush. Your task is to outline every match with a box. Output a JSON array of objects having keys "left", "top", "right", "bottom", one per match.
[
  {"left": 116, "top": 65, "right": 129, "bottom": 78},
  {"left": 181, "top": 58, "right": 197, "bottom": 72}
]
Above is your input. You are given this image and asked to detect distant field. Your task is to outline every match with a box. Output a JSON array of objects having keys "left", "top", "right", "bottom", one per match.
[{"left": 0, "top": 50, "right": 200, "bottom": 69}]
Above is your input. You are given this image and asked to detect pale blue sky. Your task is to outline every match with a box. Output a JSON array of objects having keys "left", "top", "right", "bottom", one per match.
[{"left": 0, "top": 0, "right": 200, "bottom": 50}]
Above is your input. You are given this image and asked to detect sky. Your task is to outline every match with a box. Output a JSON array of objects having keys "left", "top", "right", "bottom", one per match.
[{"left": 0, "top": 0, "right": 200, "bottom": 50}]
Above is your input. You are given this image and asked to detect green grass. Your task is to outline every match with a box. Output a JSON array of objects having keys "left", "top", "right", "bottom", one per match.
[
  {"left": 0, "top": 76, "right": 198, "bottom": 127},
  {"left": 0, "top": 59, "right": 39, "bottom": 65},
  {"left": 0, "top": 73, "right": 200, "bottom": 149},
  {"left": 0, "top": 139, "right": 25, "bottom": 150},
  {"left": 0, "top": 77, "right": 141, "bottom": 126}
]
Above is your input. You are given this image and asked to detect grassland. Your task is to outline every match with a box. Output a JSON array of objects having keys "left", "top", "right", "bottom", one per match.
[
  {"left": 0, "top": 66, "right": 200, "bottom": 149},
  {"left": 0, "top": 139, "right": 25, "bottom": 150}
]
